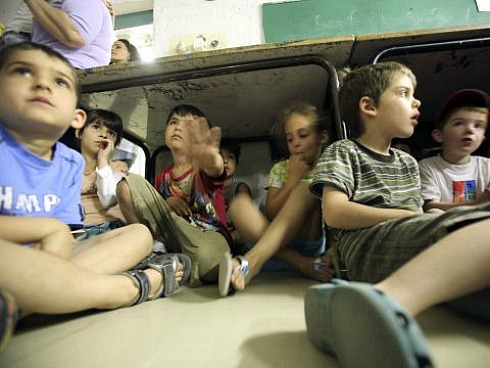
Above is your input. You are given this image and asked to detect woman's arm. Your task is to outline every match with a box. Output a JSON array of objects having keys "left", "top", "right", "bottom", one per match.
[{"left": 25, "top": 0, "right": 85, "bottom": 47}]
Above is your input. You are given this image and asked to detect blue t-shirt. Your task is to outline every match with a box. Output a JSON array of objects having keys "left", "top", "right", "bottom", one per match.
[{"left": 0, "top": 123, "right": 85, "bottom": 227}]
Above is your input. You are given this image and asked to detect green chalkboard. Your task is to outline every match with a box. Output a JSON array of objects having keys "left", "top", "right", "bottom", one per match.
[{"left": 263, "top": 0, "right": 490, "bottom": 43}]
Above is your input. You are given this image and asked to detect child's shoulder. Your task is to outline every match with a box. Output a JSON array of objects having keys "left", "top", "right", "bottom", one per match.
[
  {"left": 324, "top": 139, "right": 362, "bottom": 155},
  {"left": 470, "top": 155, "right": 490, "bottom": 170},
  {"left": 56, "top": 142, "right": 85, "bottom": 166}
]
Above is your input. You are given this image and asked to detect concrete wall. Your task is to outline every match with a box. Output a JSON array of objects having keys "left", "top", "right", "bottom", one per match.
[{"left": 153, "top": 0, "right": 284, "bottom": 57}]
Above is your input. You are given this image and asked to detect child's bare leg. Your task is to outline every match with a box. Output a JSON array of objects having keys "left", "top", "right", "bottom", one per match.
[
  {"left": 228, "top": 192, "right": 269, "bottom": 243},
  {"left": 376, "top": 218, "right": 490, "bottom": 316},
  {"left": 116, "top": 179, "right": 140, "bottom": 224},
  {"left": 230, "top": 185, "right": 322, "bottom": 290},
  {"left": 70, "top": 224, "right": 153, "bottom": 274},
  {"left": 0, "top": 239, "right": 164, "bottom": 314}
]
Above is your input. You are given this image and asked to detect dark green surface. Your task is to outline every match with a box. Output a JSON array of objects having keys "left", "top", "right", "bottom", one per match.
[
  {"left": 114, "top": 10, "right": 153, "bottom": 31},
  {"left": 263, "top": 0, "right": 490, "bottom": 43}
]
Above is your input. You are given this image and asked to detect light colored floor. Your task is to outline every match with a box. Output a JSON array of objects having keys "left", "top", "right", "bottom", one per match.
[{"left": 1, "top": 272, "right": 489, "bottom": 368}]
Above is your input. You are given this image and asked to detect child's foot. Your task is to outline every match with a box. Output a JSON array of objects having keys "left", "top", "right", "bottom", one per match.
[
  {"left": 298, "top": 253, "right": 335, "bottom": 282},
  {"left": 144, "top": 262, "right": 184, "bottom": 299},
  {"left": 218, "top": 252, "right": 253, "bottom": 296},
  {"left": 122, "top": 253, "right": 191, "bottom": 306},
  {"left": 304, "top": 279, "right": 434, "bottom": 368}
]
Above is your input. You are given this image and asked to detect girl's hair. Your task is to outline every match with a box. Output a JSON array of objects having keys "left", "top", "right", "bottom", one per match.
[
  {"left": 79, "top": 108, "right": 124, "bottom": 146},
  {"left": 165, "top": 104, "right": 211, "bottom": 127},
  {"left": 271, "top": 101, "right": 330, "bottom": 157},
  {"left": 220, "top": 138, "right": 241, "bottom": 163},
  {"left": 338, "top": 61, "right": 416, "bottom": 138},
  {"left": 114, "top": 39, "right": 141, "bottom": 62}
]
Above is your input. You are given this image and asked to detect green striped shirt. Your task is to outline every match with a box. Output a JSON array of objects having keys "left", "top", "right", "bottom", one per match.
[{"left": 311, "top": 139, "right": 423, "bottom": 212}]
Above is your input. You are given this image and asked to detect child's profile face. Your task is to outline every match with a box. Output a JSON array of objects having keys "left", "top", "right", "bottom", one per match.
[
  {"left": 436, "top": 108, "right": 487, "bottom": 156},
  {"left": 220, "top": 149, "right": 238, "bottom": 178},
  {"left": 284, "top": 113, "right": 327, "bottom": 165},
  {"left": 375, "top": 73, "right": 421, "bottom": 140},
  {"left": 0, "top": 49, "right": 82, "bottom": 138}
]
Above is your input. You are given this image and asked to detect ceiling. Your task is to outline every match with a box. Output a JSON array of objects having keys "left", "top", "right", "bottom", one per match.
[{"left": 113, "top": 0, "right": 153, "bottom": 16}]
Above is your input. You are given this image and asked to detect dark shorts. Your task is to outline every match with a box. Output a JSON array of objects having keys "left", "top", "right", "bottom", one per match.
[{"left": 339, "top": 202, "right": 490, "bottom": 283}]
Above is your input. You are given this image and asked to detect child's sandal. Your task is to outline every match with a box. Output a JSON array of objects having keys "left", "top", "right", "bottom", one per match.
[
  {"left": 120, "top": 270, "right": 152, "bottom": 307},
  {"left": 218, "top": 252, "right": 250, "bottom": 297},
  {"left": 146, "top": 253, "right": 191, "bottom": 299}
]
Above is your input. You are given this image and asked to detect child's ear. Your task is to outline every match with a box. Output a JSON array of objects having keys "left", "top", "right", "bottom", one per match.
[
  {"left": 359, "top": 96, "right": 376, "bottom": 117},
  {"left": 431, "top": 129, "right": 443, "bottom": 143},
  {"left": 71, "top": 108, "right": 87, "bottom": 130}
]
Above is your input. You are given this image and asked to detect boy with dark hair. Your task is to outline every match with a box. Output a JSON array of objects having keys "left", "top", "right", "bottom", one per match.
[
  {"left": 305, "top": 61, "right": 490, "bottom": 367},
  {"left": 0, "top": 43, "right": 188, "bottom": 345},
  {"left": 220, "top": 138, "right": 253, "bottom": 249},
  {"left": 419, "top": 89, "right": 490, "bottom": 212},
  {"left": 117, "top": 104, "right": 231, "bottom": 287}
]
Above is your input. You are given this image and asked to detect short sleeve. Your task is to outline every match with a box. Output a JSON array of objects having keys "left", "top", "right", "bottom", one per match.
[{"left": 310, "top": 140, "right": 357, "bottom": 199}]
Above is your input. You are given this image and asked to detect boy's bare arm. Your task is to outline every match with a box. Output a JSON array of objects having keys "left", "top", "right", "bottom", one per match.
[
  {"left": 188, "top": 118, "right": 224, "bottom": 178},
  {"left": 424, "top": 189, "right": 490, "bottom": 212},
  {"left": 322, "top": 186, "right": 416, "bottom": 230},
  {"left": 0, "top": 216, "right": 74, "bottom": 258}
]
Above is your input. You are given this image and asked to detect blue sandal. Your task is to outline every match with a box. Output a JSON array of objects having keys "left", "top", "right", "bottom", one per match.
[{"left": 304, "top": 279, "right": 434, "bottom": 368}]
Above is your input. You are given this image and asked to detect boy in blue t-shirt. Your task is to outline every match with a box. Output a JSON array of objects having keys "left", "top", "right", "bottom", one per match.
[{"left": 0, "top": 43, "right": 188, "bottom": 333}]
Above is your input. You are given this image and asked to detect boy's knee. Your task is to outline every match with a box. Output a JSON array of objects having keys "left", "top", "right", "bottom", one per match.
[
  {"left": 194, "top": 241, "right": 229, "bottom": 280},
  {"left": 116, "top": 179, "right": 129, "bottom": 199},
  {"left": 128, "top": 223, "right": 153, "bottom": 254}
]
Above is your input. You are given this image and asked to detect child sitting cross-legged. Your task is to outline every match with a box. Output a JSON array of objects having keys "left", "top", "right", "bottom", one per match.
[{"left": 0, "top": 43, "right": 190, "bottom": 341}]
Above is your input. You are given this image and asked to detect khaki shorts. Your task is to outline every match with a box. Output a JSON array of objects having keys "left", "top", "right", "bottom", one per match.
[{"left": 122, "top": 175, "right": 230, "bottom": 287}]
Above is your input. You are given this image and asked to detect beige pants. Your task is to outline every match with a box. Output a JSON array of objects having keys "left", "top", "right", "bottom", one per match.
[{"left": 122, "top": 175, "right": 230, "bottom": 287}]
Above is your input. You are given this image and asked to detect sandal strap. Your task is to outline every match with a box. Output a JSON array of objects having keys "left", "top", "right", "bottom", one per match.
[
  {"left": 147, "top": 253, "right": 192, "bottom": 298},
  {"left": 236, "top": 255, "right": 250, "bottom": 279},
  {"left": 121, "top": 270, "right": 151, "bottom": 307}
]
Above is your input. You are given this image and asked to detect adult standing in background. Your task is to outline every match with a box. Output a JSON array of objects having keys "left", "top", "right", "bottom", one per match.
[
  {"left": 1, "top": 2, "right": 33, "bottom": 46},
  {"left": 110, "top": 39, "right": 141, "bottom": 64},
  {"left": 25, "top": 0, "right": 113, "bottom": 69}
]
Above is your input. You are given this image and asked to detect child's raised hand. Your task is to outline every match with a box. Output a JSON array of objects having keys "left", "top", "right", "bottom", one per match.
[
  {"left": 186, "top": 117, "right": 221, "bottom": 154},
  {"left": 185, "top": 116, "right": 223, "bottom": 176}
]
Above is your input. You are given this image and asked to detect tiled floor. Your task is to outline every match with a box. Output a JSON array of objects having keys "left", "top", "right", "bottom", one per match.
[{"left": 1, "top": 273, "right": 489, "bottom": 368}]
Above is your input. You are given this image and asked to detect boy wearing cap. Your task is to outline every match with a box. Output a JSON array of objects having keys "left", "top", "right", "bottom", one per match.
[{"left": 419, "top": 89, "right": 490, "bottom": 212}]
